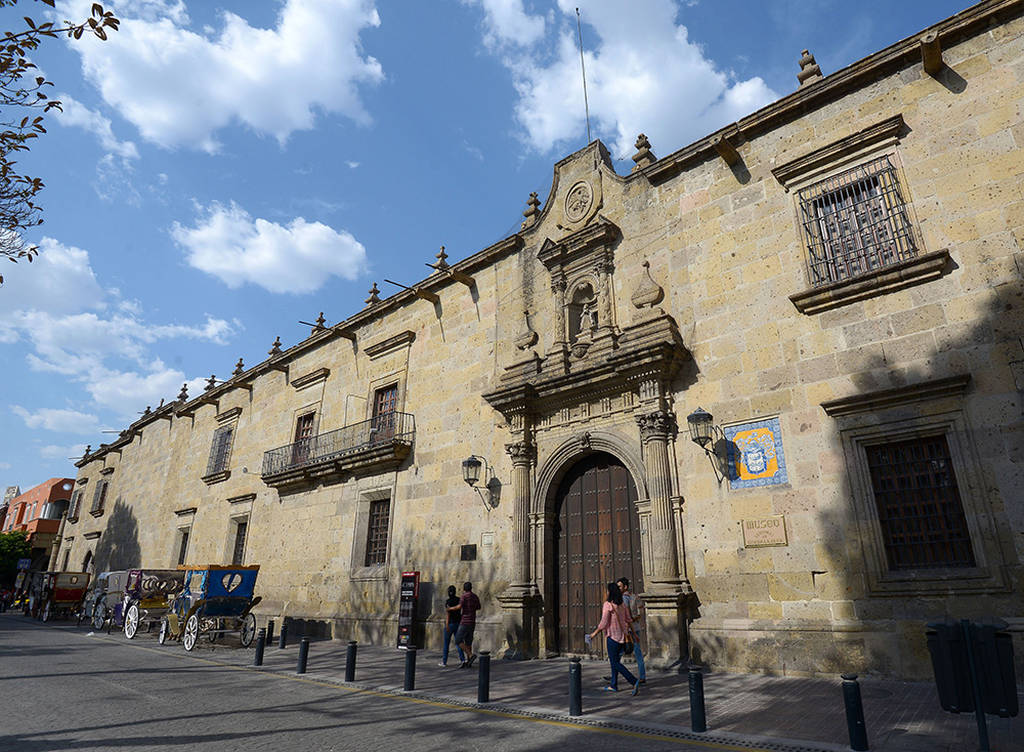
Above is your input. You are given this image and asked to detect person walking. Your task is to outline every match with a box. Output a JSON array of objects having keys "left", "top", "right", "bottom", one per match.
[
  {"left": 617, "top": 577, "right": 646, "bottom": 684},
  {"left": 588, "top": 582, "right": 640, "bottom": 695},
  {"left": 440, "top": 585, "right": 466, "bottom": 667},
  {"left": 454, "top": 581, "right": 481, "bottom": 668}
]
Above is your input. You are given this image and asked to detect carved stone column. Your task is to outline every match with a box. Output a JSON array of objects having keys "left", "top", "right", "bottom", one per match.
[
  {"left": 636, "top": 410, "right": 681, "bottom": 591},
  {"left": 597, "top": 260, "right": 614, "bottom": 333},
  {"left": 506, "top": 440, "right": 536, "bottom": 589}
]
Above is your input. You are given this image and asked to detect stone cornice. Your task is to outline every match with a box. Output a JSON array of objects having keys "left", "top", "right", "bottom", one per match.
[
  {"left": 771, "top": 114, "right": 906, "bottom": 190},
  {"left": 364, "top": 330, "right": 416, "bottom": 360},
  {"left": 290, "top": 367, "right": 330, "bottom": 390},
  {"left": 820, "top": 374, "right": 971, "bottom": 417},
  {"left": 537, "top": 216, "right": 620, "bottom": 272},
  {"left": 641, "top": 0, "right": 1024, "bottom": 184},
  {"left": 215, "top": 406, "right": 243, "bottom": 424}
]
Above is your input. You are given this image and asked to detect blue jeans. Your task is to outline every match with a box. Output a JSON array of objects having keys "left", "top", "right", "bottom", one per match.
[
  {"left": 606, "top": 637, "right": 638, "bottom": 690},
  {"left": 633, "top": 640, "right": 646, "bottom": 680},
  {"left": 442, "top": 622, "right": 465, "bottom": 665}
]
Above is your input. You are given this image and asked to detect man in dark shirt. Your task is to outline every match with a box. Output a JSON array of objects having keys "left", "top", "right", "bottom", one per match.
[
  {"left": 452, "top": 581, "right": 481, "bottom": 668},
  {"left": 440, "top": 585, "right": 465, "bottom": 666}
]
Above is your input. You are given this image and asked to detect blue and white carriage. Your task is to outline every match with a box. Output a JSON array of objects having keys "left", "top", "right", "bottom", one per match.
[{"left": 159, "top": 564, "right": 260, "bottom": 651}]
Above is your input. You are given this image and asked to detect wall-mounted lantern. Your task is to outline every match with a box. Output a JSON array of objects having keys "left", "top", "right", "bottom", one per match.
[
  {"left": 462, "top": 455, "right": 499, "bottom": 511},
  {"left": 686, "top": 408, "right": 728, "bottom": 483}
]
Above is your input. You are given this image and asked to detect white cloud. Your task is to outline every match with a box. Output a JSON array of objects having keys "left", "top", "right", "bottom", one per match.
[
  {"left": 39, "top": 443, "right": 88, "bottom": 460},
  {"left": 0, "top": 237, "right": 104, "bottom": 314},
  {"left": 1, "top": 236, "right": 237, "bottom": 421},
  {"left": 0, "top": 462, "right": 11, "bottom": 470},
  {"left": 12, "top": 407, "right": 99, "bottom": 435},
  {"left": 470, "top": 0, "right": 546, "bottom": 49},
  {"left": 469, "top": 0, "right": 777, "bottom": 157},
  {"left": 173, "top": 201, "right": 368, "bottom": 294},
  {"left": 56, "top": 94, "right": 139, "bottom": 160},
  {"left": 62, "top": 0, "right": 384, "bottom": 152}
]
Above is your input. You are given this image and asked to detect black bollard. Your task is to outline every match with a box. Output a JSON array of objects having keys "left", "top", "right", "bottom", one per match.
[
  {"left": 403, "top": 647, "right": 417, "bottom": 691},
  {"left": 345, "top": 640, "right": 357, "bottom": 682},
  {"left": 477, "top": 651, "right": 491, "bottom": 703},
  {"left": 688, "top": 667, "right": 707, "bottom": 733},
  {"left": 297, "top": 637, "right": 310, "bottom": 674},
  {"left": 278, "top": 623, "right": 288, "bottom": 649},
  {"left": 842, "top": 673, "right": 869, "bottom": 751},
  {"left": 265, "top": 619, "right": 274, "bottom": 645},
  {"left": 569, "top": 657, "right": 582, "bottom": 717},
  {"left": 253, "top": 628, "right": 266, "bottom": 667}
]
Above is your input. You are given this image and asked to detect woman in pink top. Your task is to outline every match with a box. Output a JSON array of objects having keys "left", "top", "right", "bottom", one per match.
[{"left": 588, "top": 582, "right": 639, "bottom": 695}]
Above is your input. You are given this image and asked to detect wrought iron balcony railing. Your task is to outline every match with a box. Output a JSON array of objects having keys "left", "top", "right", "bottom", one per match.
[{"left": 261, "top": 411, "right": 415, "bottom": 484}]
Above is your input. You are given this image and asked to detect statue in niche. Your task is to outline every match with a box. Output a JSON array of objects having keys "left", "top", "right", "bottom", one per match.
[{"left": 567, "top": 282, "right": 598, "bottom": 345}]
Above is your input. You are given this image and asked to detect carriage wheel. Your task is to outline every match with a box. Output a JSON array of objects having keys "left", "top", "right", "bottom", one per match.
[
  {"left": 240, "top": 613, "right": 257, "bottom": 647},
  {"left": 124, "top": 603, "right": 140, "bottom": 639},
  {"left": 42, "top": 602, "right": 51, "bottom": 622},
  {"left": 182, "top": 614, "right": 199, "bottom": 651},
  {"left": 92, "top": 604, "right": 105, "bottom": 631},
  {"left": 158, "top": 617, "right": 169, "bottom": 645}
]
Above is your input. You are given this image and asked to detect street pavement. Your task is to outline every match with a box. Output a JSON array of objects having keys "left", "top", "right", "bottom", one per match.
[
  {"left": 3, "top": 613, "right": 1022, "bottom": 752},
  {"left": 1, "top": 613, "right": 767, "bottom": 752}
]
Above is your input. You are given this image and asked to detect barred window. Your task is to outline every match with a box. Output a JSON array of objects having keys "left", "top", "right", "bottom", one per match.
[
  {"left": 206, "top": 426, "right": 235, "bottom": 476},
  {"left": 364, "top": 498, "right": 390, "bottom": 567},
  {"left": 231, "top": 519, "right": 248, "bottom": 565},
  {"left": 866, "top": 435, "right": 975, "bottom": 570},
  {"left": 798, "top": 155, "right": 918, "bottom": 287},
  {"left": 68, "top": 490, "right": 82, "bottom": 520},
  {"left": 90, "top": 481, "right": 108, "bottom": 515}
]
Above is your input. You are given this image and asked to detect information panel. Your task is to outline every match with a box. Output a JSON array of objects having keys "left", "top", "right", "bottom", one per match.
[{"left": 397, "top": 570, "right": 419, "bottom": 649}]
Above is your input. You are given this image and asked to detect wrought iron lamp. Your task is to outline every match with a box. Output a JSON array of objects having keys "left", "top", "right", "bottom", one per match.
[
  {"left": 686, "top": 408, "right": 727, "bottom": 483},
  {"left": 462, "top": 455, "right": 499, "bottom": 511}
]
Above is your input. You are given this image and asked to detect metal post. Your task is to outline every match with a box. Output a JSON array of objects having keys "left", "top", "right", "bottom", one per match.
[
  {"left": 403, "top": 647, "right": 417, "bottom": 691},
  {"left": 688, "top": 668, "right": 707, "bottom": 733},
  {"left": 345, "top": 640, "right": 357, "bottom": 682},
  {"left": 253, "top": 628, "right": 266, "bottom": 667},
  {"left": 961, "top": 619, "right": 991, "bottom": 752},
  {"left": 278, "top": 623, "right": 288, "bottom": 649},
  {"left": 841, "top": 673, "right": 869, "bottom": 751},
  {"left": 569, "top": 657, "right": 582, "bottom": 717},
  {"left": 477, "top": 651, "right": 491, "bottom": 703},
  {"left": 296, "top": 637, "right": 310, "bottom": 674},
  {"left": 265, "top": 619, "right": 274, "bottom": 645}
]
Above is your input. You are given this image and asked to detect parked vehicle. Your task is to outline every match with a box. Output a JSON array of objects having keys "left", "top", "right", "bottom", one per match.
[
  {"left": 40, "top": 572, "right": 90, "bottom": 622},
  {"left": 80, "top": 570, "right": 129, "bottom": 629},
  {"left": 160, "top": 565, "right": 260, "bottom": 651},
  {"left": 122, "top": 569, "right": 185, "bottom": 639}
]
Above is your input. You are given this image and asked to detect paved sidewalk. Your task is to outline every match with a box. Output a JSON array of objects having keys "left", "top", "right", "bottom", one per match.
[{"left": 174, "top": 633, "right": 1022, "bottom": 752}]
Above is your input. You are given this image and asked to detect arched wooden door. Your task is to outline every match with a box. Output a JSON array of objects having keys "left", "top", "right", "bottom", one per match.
[{"left": 554, "top": 452, "right": 643, "bottom": 655}]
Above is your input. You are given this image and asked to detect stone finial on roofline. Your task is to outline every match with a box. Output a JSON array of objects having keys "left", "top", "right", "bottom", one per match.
[
  {"left": 632, "top": 133, "right": 656, "bottom": 171},
  {"left": 205, "top": 374, "right": 217, "bottom": 392},
  {"left": 365, "top": 282, "right": 382, "bottom": 306},
  {"left": 797, "top": 49, "right": 823, "bottom": 86},
  {"left": 434, "top": 245, "right": 450, "bottom": 270},
  {"left": 177, "top": 383, "right": 189, "bottom": 401},
  {"left": 268, "top": 336, "right": 282, "bottom": 356},
  {"left": 521, "top": 192, "right": 541, "bottom": 230},
  {"left": 233, "top": 358, "right": 244, "bottom": 377}
]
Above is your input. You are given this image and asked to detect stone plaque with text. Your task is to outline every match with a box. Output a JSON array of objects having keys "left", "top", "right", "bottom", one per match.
[{"left": 742, "top": 515, "right": 788, "bottom": 547}]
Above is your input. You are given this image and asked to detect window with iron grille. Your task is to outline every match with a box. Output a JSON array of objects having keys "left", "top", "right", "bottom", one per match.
[
  {"left": 231, "top": 519, "right": 248, "bottom": 565},
  {"left": 797, "top": 155, "right": 918, "bottom": 287},
  {"left": 68, "top": 490, "right": 82, "bottom": 520},
  {"left": 177, "top": 528, "right": 191, "bottom": 566},
  {"left": 364, "top": 498, "right": 390, "bottom": 567},
  {"left": 62, "top": 549, "right": 70, "bottom": 571},
  {"left": 206, "top": 426, "right": 235, "bottom": 476},
  {"left": 865, "top": 435, "right": 975, "bottom": 570},
  {"left": 90, "top": 481, "right": 108, "bottom": 515}
]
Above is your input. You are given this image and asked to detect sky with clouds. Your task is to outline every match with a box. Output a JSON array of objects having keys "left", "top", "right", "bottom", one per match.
[{"left": 1, "top": 0, "right": 968, "bottom": 490}]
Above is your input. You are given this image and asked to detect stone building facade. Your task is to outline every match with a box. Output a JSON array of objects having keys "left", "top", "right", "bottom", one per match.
[{"left": 59, "top": 0, "right": 1024, "bottom": 680}]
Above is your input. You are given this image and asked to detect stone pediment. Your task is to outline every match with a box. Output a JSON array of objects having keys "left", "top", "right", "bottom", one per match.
[
  {"left": 537, "top": 216, "right": 620, "bottom": 276},
  {"left": 524, "top": 140, "right": 620, "bottom": 239},
  {"left": 483, "top": 311, "right": 688, "bottom": 421}
]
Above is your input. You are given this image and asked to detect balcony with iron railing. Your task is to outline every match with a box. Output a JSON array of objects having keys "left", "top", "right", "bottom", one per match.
[{"left": 261, "top": 411, "right": 415, "bottom": 490}]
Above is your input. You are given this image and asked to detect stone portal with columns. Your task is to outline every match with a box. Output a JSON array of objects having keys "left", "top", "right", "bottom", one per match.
[{"left": 484, "top": 208, "right": 695, "bottom": 665}]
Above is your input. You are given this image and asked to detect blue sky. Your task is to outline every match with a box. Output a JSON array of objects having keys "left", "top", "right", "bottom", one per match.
[{"left": 0, "top": 0, "right": 970, "bottom": 491}]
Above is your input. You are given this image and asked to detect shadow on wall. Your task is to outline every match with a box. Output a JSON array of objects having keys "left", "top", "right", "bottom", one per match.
[
  {"left": 268, "top": 525, "right": 508, "bottom": 653},
  {"left": 93, "top": 498, "right": 141, "bottom": 573}
]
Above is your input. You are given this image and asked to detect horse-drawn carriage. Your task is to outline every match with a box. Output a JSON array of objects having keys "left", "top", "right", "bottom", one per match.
[
  {"left": 160, "top": 565, "right": 260, "bottom": 651},
  {"left": 122, "top": 569, "right": 185, "bottom": 639},
  {"left": 39, "top": 572, "right": 90, "bottom": 622},
  {"left": 80, "top": 570, "right": 128, "bottom": 629}
]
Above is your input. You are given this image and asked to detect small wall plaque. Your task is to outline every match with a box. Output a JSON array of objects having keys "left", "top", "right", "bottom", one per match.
[
  {"left": 460, "top": 544, "right": 477, "bottom": 561},
  {"left": 742, "top": 515, "right": 788, "bottom": 547}
]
